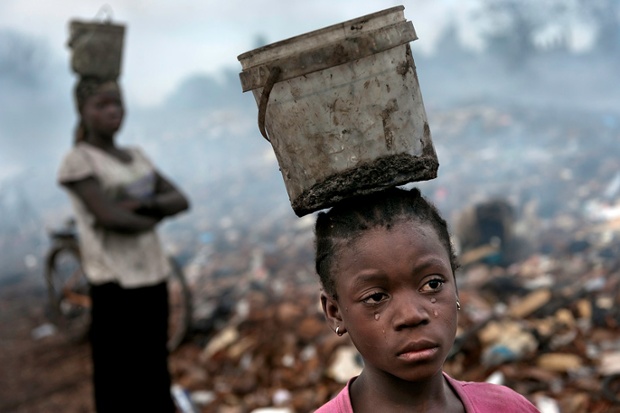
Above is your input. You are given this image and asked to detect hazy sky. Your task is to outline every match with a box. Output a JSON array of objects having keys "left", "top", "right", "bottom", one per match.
[{"left": 0, "top": 0, "right": 478, "bottom": 106}]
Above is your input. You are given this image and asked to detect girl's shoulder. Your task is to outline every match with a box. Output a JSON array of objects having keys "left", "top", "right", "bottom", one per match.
[
  {"left": 313, "top": 378, "right": 355, "bottom": 413},
  {"left": 445, "top": 373, "right": 540, "bottom": 412},
  {"left": 58, "top": 144, "right": 95, "bottom": 179},
  {"left": 82, "top": 143, "right": 153, "bottom": 167},
  {"left": 61, "top": 143, "right": 95, "bottom": 168}
]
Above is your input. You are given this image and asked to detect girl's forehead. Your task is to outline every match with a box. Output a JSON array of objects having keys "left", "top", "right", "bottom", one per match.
[
  {"left": 336, "top": 221, "right": 442, "bottom": 262},
  {"left": 96, "top": 81, "right": 120, "bottom": 94},
  {"left": 330, "top": 221, "right": 453, "bottom": 289},
  {"left": 96, "top": 89, "right": 121, "bottom": 98},
  {"left": 87, "top": 89, "right": 123, "bottom": 103},
  {"left": 85, "top": 82, "right": 121, "bottom": 100},
  {"left": 352, "top": 219, "right": 435, "bottom": 243}
]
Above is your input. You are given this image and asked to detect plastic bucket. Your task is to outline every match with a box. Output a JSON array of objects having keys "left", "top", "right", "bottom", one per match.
[
  {"left": 238, "top": 6, "right": 438, "bottom": 217},
  {"left": 68, "top": 19, "right": 125, "bottom": 80}
]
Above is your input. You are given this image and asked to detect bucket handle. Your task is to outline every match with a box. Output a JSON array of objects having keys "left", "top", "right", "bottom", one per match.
[
  {"left": 67, "top": 4, "right": 117, "bottom": 49},
  {"left": 258, "top": 66, "right": 281, "bottom": 142},
  {"left": 95, "top": 4, "right": 115, "bottom": 23}
]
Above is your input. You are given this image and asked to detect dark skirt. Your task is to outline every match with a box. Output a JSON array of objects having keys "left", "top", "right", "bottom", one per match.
[{"left": 89, "top": 281, "right": 176, "bottom": 413}]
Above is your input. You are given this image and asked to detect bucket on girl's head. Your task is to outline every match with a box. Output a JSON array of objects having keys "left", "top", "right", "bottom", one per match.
[
  {"left": 238, "top": 5, "right": 438, "bottom": 217},
  {"left": 68, "top": 19, "right": 125, "bottom": 80}
]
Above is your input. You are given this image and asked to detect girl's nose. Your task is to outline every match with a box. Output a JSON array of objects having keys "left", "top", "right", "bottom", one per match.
[
  {"left": 109, "top": 106, "right": 123, "bottom": 116},
  {"left": 105, "top": 102, "right": 123, "bottom": 115},
  {"left": 392, "top": 294, "right": 430, "bottom": 330}
]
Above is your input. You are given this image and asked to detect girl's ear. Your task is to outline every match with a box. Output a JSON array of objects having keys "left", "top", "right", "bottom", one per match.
[{"left": 321, "top": 291, "right": 344, "bottom": 332}]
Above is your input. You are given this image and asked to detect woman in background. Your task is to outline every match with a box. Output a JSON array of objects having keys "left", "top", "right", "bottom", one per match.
[{"left": 58, "top": 77, "right": 189, "bottom": 413}]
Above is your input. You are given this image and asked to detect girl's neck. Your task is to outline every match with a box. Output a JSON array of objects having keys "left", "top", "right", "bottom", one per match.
[
  {"left": 84, "top": 134, "right": 116, "bottom": 151},
  {"left": 83, "top": 133, "right": 135, "bottom": 164},
  {"left": 350, "top": 370, "right": 461, "bottom": 413}
]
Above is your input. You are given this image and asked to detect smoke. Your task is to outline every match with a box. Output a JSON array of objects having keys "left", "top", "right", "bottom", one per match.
[{"left": 1, "top": 4, "right": 619, "bottom": 281}]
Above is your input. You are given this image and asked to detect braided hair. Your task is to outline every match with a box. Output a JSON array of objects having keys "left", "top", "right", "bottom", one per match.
[{"left": 314, "top": 187, "right": 459, "bottom": 298}]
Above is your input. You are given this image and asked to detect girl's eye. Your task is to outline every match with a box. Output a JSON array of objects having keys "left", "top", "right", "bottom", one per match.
[
  {"left": 363, "top": 292, "right": 388, "bottom": 304},
  {"left": 421, "top": 278, "right": 445, "bottom": 292}
]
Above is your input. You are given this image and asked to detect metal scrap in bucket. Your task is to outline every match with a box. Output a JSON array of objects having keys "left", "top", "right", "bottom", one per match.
[{"left": 238, "top": 5, "right": 438, "bottom": 217}]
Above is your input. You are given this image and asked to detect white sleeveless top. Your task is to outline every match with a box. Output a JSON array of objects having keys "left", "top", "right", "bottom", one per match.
[{"left": 57, "top": 142, "right": 170, "bottom": 288}]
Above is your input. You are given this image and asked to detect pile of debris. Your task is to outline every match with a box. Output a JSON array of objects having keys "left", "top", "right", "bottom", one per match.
[
  {"left": 168, "top": 219, "right": 620, "bottom": 412},
  {"left": 161, "top": 103, "right": 620, "bottom": 412}
]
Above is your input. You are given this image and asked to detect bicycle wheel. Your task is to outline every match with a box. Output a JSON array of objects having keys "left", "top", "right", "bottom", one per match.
[
  {"left": 44, "top": 244, "right": 91, "bottom": 343},
  {"left": 166, "top": 256, "right": 192, "bottom": 352}
]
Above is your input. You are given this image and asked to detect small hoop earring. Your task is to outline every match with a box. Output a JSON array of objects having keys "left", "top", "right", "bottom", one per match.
[
  {"left": 456, "top": 299, "right": 461, "bottom": 311},
  {"left": 336, "top": 326, "right": 343, "bottom": 336}
]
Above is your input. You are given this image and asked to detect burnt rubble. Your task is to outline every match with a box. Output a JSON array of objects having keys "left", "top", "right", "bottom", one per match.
[
  {"left": 161, "top": 103, "right": 620, "bottom": 412},
  {"left": 2, "top": 102, "right": 618, "bottom": 412}
]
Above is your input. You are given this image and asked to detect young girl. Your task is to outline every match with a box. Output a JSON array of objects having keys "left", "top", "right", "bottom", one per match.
[
  {"left": 314, "top": 187, "right": 539, "bottom": 412},
  {"left": 57, "top": 77, "right": 190, "bottom": 412}
]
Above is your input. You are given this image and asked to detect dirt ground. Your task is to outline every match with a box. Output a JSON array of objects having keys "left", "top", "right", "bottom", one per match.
[
  {"left": 0, "top": 271, "right": 198, "bottom": 413},
  {"left": 0, "top": 270, "right": 94, "bottom": 413}
]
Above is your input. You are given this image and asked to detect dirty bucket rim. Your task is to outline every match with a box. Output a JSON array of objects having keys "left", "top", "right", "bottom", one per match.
[
  {"left": 68, "top": 19, "right": 126, "bottom": 49},
  {"left": 69, "top": 19, "right": 127, "bottom": 29},
  {"left": 236, "top": 5, "right": 405, "bottom": 62},
  {"left": 238, "top": 20, "right": 417, "bottom": 92}
]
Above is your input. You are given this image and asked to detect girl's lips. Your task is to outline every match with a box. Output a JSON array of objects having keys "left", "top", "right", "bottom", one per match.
[
  {"left": 106, "top": 119, "right": 122, "bottom": 129},
  {"left": 396, "top": 340, "right": 440, "bottom": 362},
  {"left": 397, "top": 346, "right": 439, "bottom": 362}
]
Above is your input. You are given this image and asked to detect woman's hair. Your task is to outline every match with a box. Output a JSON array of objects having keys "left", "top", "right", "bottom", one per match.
[
  {"left": 72, "top": 77, "right": 121, "bottom": 145},
  {"left": 314, "top": 187, "right": 459, "bottom": 298}
]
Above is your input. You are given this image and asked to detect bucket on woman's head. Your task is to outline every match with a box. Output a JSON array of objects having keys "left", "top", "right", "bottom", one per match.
[
  {"left": 68, "top": 18, "right": 125, "bottom": 80},
  {"left": 238, "top": 5, "right": 438, "bottom": 217}
]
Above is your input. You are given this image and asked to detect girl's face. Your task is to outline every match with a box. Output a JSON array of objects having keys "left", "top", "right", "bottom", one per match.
[
  {"left": 322, "top": 219, "right": 458, "bottom": 383},
  {"left": 81, "top": 88, "right": 124, "bottom": 138}
]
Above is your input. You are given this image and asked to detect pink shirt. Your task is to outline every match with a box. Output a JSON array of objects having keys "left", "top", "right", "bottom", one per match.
[{"left": 314, "top": 373, "right": 540, "bottom": 412}]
